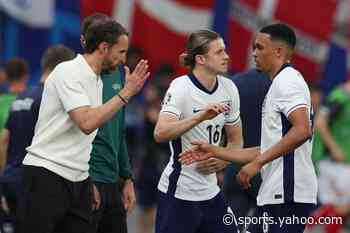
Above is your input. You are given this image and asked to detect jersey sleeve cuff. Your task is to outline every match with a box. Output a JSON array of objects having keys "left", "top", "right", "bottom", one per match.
[
  {"left": 285, "top": 103, "right": 308, "bottom": 117},
  {"left": 160, "top": 106, "right": 181, "bottom": 119},
  {"left": 225, "top": 116, "right": 241, "bottom": 125}
]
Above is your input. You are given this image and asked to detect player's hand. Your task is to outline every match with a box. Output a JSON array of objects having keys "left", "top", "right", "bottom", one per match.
[
  {"left": 122, "top": 179, "right": 136, "bottom": 215},
  {"left": 92, "top": 184, "right": 101, "bottom": 211},
  {"left": 236, "top": 160, "right": 262, "bottom": 189},
  {"left": 178, "top": 141, "right": 215, "bottom": 165},
  {"left": 330, "top": 146, "right": 346, "bottom": 162},
  {"left": 197, "top": 103, "right": 230, "bottom": 121},
  {"left": 196, "top": 158, "right": 229, "bottom": 175},
  {"left": 121, "top": 59, "right": 150, "bottom": 98}
]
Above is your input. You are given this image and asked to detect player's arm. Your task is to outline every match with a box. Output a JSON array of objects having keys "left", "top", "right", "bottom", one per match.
[
  {"left": 154, "top": 103, "right": 229, "bottom": 143},
  {"left": 211, "top": 81, "right": 258, "bottom": 163},
  {"left": 220, "top": 123, "right": 258, "bottom": 163},
  {"left": 69, "top": 91, "right": 129, "bottom": 135},
  {"left": 195, "top": 123, "right": 243, "bottom": 175},
  {"left": 315, "top": 107, "right": 346, "bottom": 162},
  {"left": 154, "top": 114, "right": 203, "bottom": 143},
  {"left": 255, "top": 107, "right": 312, "bottom": 166},
  {"left": 225, "top": 123, "right": 243, "bottom": 149},
  {"left": 235, "top": 107, "right": 311, "bottom": 189},
  {"left": 69, "top": 61, "right": 149, "bottom": 135},
  {"left": 180, "top": 136, "right": 259, "bottom": 165},
  {"left": 0, "top": 129, "right": 9, "bottom": 174}
]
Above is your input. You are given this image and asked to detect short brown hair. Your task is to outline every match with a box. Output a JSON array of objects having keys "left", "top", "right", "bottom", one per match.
[
  {"left": 41, "top": 45, "right": 76, "bottom": 73},
  {"left": 5, "top": 57, "right": 29, "bottom": 82},
  {"left": 81, "top": 13, "right": 109, "bottom": 37},
  {"left": 84, "top": 19, "right": 128, "bottom": 54}
]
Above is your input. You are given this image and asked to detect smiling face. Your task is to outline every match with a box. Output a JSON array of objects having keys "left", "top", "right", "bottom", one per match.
[{"left": 199, "top": 38, "right": 230, "bottom": 75}]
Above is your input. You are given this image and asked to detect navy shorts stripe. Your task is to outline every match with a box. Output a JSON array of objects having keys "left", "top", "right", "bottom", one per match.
[
  {"left": 167, "top": 139, "right": 182, "bottom": 195},
  {"left": 281, "top": 113, "right": 294, "bottom": 203}
]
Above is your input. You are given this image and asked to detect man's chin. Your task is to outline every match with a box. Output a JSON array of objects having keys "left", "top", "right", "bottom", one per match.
[
  {"left": 218, "top": 68, "right": 228, "bottom": 75},
  {"left": 255, "top": 65, "right": 263, "bottom": 72}
]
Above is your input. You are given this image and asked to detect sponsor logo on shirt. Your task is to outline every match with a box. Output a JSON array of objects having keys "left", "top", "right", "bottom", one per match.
[
  {"left": 112, "top": 83, "right": 121, "bottom": 91},
  {"left": 11, "top": 98, "right": 34, "bottom": 111}
]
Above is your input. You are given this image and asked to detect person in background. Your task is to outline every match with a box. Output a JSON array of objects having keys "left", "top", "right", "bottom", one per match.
[
  {"left": 18, "top": 19, "right": 149, "bottom": 233},
  {"left": 223, "top": 69, "right": 271, "bottom": 232},
  {"left": 0, "top": 58, "right": 29, "bottom": 131},
  {"left": 0, "top": 45, "right": 75, "bottom": 232},
  {"left": 81, "top": 13, "right": 143, "bottom": 233}
]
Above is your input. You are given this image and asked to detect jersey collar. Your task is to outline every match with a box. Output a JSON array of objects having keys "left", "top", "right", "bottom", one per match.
[
  {"left": 273, "top": 63, "right": 293, "bottom": 80},
  {"left": 187, "top": 72, "right": 218, "bottom": 95}
]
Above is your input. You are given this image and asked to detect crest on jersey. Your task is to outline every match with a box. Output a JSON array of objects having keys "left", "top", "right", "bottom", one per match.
[{"left": 221, "top": 100, "right": 232, "bottom": 117}]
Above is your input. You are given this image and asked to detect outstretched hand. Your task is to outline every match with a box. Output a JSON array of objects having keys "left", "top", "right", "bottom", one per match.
[{"left": 178, "top": 141, "right": 215, "bottom": 165}]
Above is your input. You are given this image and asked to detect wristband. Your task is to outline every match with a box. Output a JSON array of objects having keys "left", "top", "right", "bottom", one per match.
[{"left": 118, "top": 94, "right": 128, "bottom": 104}]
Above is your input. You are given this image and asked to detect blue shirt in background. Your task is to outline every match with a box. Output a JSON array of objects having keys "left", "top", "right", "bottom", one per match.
[
  {"left": 2, "top": 83, "right": 44, "bottom": 182},
  {"left": 223, "top": 69, "right": 271, "bottom": 197}
]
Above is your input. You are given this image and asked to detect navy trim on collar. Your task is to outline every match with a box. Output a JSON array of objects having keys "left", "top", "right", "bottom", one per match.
[
  {"left": 274, "top": 63, "right": 292, "bottom": 79},
  {"left": 187, "top": 72, "right": 218, "bottom": 95}
]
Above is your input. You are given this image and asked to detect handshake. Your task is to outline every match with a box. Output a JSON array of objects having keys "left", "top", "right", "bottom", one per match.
[{"left": 178, "top": 141, "right": 262, "bottom": 189}]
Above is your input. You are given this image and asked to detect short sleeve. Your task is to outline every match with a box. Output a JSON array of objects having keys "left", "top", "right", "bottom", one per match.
[
  {"left": 275, "top": 73, "right": 308, "bottom": 117},
  {"left": 52, "top": 69, "right": 91, "bottom": 112},
  {"left": 160, "top": 79, "right": 185, "bottom": 119},
  {"left": 225, "top": 81, "right": 240, "bottom": 125}
]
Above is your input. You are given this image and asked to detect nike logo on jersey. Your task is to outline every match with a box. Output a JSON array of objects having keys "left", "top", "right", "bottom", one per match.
[{"left": 192, "top": 108, "right": 203, "bottom": 113}]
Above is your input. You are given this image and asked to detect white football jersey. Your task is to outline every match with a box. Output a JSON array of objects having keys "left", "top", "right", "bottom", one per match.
[
  {"left": 157, "top": 73, "right": 240, "bottom": 201},
  {"left": 257, "top": 65, "right": 318, "bottom": 206}
]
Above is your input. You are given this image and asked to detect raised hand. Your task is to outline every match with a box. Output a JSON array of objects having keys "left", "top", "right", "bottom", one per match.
[{"left": 121, "top": 59, "right": 150, "bottom": 99}]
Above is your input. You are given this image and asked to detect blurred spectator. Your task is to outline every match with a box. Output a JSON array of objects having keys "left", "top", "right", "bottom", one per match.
[
  {"left": 308, "top": 81, "right": 323, "bottom": 113},
  {"left": 0, "top": 45, "right": 75, "bottom": 232},
  {"left": 0, "top": 58, "right": 29, "bottom": 132},
  {"left": 3, "top": 58, "right": 29, "bottom": 95},
  {"left": 152, "top": 63, "right": 175, "bottom": 90},
  {"left": 308, "top": 78, "right": 350, "bottom": 233},
  {"left": 223, "top": 69, "right": 271, "bottom": 232},
  {"left": 314, "top": 78, "right": 350, "bottom": 164},
  {"left": 136, "top": 82, "right": 168, "bottom": 233},
  {"left": 127, "top": 47, "right": 145, "bottom": 72},
  {"left": 135, "top": 64, "right": 174, "bottom": 233},
  {"left": 125, "top": 46, "right": 146, "bottom": 163},
  {"left": 0, "top": 64, "right": 7, "bottom": 94}
]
